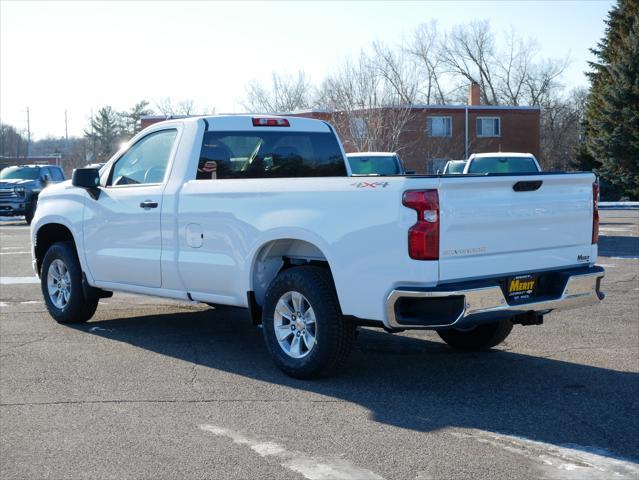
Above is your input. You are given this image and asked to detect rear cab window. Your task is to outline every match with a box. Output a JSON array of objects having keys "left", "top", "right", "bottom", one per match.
[
  {"left": 467, "top": 156, "right": 539, "bottom": 174},
  {"left": 196, "top": 131, "right": 346, "bottom": 179}
]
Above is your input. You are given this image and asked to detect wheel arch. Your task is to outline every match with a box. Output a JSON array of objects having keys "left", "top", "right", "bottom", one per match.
[
  {"left": 249, "top": 237, "right": 336, "bottom": 309},
  {"left": 34, "top": 223, "right": 78, "bottom": 275}
]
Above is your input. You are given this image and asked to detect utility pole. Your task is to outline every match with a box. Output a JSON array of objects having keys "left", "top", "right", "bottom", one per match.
[
  {"left": 26, "top": 107, "right": 31, "bottom": 159},
  {"left": 64, "top": 109, "right": 69, "bottom": 147}
]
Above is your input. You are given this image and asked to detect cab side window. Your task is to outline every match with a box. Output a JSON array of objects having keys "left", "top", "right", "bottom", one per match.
[{"left": 108, "top": 129, "right": 177, "bottom": 186}]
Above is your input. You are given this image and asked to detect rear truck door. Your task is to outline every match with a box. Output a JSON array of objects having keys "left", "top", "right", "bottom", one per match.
[{"left": 437, "top": 173, "right": 597, "bottom": 283}]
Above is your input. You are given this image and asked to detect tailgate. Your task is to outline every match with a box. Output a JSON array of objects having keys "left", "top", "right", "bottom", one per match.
[{"left": 437, "top": 173, "right": 596, "bottom": 282}]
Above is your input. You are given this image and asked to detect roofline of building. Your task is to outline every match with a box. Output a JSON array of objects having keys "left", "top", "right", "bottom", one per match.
[
  {"left": 288, "top": 105, "right": 540, "bottom": 114},
  {"left": 409, "top": 104, "right": 540, "bottom": 111}
]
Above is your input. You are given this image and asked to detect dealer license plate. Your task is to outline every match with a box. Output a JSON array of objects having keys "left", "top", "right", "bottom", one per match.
[{"left": 507, "top": 274, "right": 537, "bottom": 300}]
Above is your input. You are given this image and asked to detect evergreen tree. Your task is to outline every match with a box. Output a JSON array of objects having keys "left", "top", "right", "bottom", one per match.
[
  {"left": 583, "top": 0, "right": 639, "bottom": 199},
  {"left": 121, "top": 100, "right": 154, "bottom": 137},
  {"left": 84, "top": 106, "right": 123, "bottom": 162}
]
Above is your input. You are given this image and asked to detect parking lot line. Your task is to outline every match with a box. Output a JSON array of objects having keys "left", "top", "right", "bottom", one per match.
[
  {"left": 452, "top": 430, "right": 639, "bottom": 479},
  {"left": 0, "top": 276, "right": 39, "bottom": 285},
  {"left": 200, "top": 424, "right": 385, "bottom": 480}
]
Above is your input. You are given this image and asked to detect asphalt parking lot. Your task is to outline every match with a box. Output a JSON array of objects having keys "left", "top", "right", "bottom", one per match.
[{"left": 1, "top": 211, "right": 638, "bottom": 480}]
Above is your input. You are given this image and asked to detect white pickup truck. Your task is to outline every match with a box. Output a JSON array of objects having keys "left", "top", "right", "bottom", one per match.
[{"left": 31, "top": 115, "right": 604, "bottom": 378}]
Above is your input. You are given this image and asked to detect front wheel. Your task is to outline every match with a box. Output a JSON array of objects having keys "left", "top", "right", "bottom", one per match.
[
  {"left": 437, "top": 320, "right": 513, "bottom": 351},
  {"left": 41, "top": 241, "right": 98, "bottom": 324},
  {"left": 262, "top": 266, "right": 356, "bottom": 379},
  {"left": 24, "top": 200, "right": 37, "bottom": 225}
]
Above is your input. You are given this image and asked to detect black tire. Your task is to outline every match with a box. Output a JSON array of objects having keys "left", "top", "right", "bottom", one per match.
[
  {"left": 437, "top": 320, "right": 513, "bottom": 351},
  {"left": 24, "top": 200, "right": 36, "bottom": 225},
  {"left": 41, "top": 241, "right": 98, "bottom": 324},
  {"left": 262, "top": 266, "right": 356, "bottom": 379}
]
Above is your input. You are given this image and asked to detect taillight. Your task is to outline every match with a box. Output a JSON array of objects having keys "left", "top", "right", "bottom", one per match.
[
  {"left": 592, "top": 182, "right": 599, "bottom": 244},
  {"left": 403, "top": 190, "right": 439, "bottom": 260},
  {"left": 252, "top": 117, "right": 290, "bottom": 127}
]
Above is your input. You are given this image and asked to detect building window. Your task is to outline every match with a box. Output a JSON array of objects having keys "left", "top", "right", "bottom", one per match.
[
  {"left": 476, "top": 117, "right": 501, "bottom": 137},
  {"left": 349, "top": 117, "right": 368, "bottom": 140},
  {"left": 427, "top": 116, "right": 452, "bottom": 137}
]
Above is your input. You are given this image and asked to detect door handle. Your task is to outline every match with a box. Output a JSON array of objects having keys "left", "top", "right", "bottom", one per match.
[{"left": 139, "top": 200, "right": 158, "bottom": 209}]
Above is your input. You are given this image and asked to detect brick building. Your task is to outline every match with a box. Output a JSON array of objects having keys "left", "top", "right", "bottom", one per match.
[{"left": 290, "top": 85, "right": 540, "bottom": 174}]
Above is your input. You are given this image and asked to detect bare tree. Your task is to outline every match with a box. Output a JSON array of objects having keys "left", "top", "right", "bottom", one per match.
[
  {"left": 442, "top": 20, "right": 500, "bottom": 104},
  {"left": 440, "top": 20, "right": 568, "bottom": 107},
  {"left": 405, "top": 21, "right": 448, "bottom": 104},
  {"left": 154, "top": 98, "right": 214, "bottom": 116},
  {"left": 242, "top": 71, "right": 313, "bottom": 113},
  {"left": 0, "top": 123, "right": 27, "bottom": 159},
  {"left": 371, "top": 40, "right": 419, "bottom": 105},
  {"left": 540, "top": 88, "right": 588, "bottom": 171},
  {"left": 317, "top": 50, "right": 416, "bottom": 153}
]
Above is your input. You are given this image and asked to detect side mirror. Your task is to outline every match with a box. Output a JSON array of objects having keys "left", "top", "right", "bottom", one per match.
[
  {"left": 72, "top": 168, "right": 101, "bottom": 199},
  {"left": 41, "top": 174, "right": 50, "bottom": 183}
]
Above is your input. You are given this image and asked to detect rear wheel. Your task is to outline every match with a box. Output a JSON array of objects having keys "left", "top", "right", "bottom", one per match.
[
  {"left": 437, "top": 320, "right": 513, "bottom": 351},
  {"left": 41, "top": 241, "right": 98, "bottom": 324},
  {"left": 262, "top": 266, "right": 356, "bottom": 379}
]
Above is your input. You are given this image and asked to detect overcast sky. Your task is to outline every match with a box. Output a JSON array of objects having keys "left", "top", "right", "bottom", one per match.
[{"left": 1, "top": 0, "right": 614, "bottom": 140}]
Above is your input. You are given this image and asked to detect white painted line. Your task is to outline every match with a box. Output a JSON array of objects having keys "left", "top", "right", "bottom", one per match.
[
  {"left": 0, "top": 251, "right": 30, "bottom": 255},
  {"left": 453, "top": 430, "right": 639, "bottom": 479},
  {"left": 0, "top": 302, "right": 7, "bottom": 308},
  {"left": 1, "top": 247, "right": 23, "bottom": 250},
  {"left": 200, "top": 424, "right": 384, "bottom": 480},
  {"left": 609, "top": 256, "right": 639, "bottom": 260},
  {"left": 0, "top": 276, "right": 39, "bottom": 285},
  {"left": 20, "top": 300, "right": 42, "bottom": 304}
]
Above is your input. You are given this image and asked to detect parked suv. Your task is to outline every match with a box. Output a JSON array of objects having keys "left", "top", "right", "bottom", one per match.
[{"left": 0, "top": 165, "right": 66, "bottom": 224}]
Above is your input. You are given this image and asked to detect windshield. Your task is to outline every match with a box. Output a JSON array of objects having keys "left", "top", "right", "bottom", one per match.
[
  {"left": 445, "top": 162, "right": 466, "bottom": 174},
  {"left": 0, "top": 166, "right": 41, "bottom": 180},
  {"left": 467, "top": 156, "right": 538, "bottom": 174},
  {"left": 348, "top": 156, "right": 400, "bottom": 175}
]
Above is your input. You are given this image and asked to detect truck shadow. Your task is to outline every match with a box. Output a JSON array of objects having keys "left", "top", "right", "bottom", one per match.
[
  {"left": 73, "top": 307, "right": 639, "bottom": 463},
  {"left": 599, "top": 234, "right": 639, "bottom": 258}
]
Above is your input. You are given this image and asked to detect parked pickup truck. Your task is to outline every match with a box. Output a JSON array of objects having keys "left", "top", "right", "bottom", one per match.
[
  {"left": 0, "top": 164, "right": 66, "bottom": 224},
  {"left": 30, "top": 115, "right": 604, "bottom": 378}
]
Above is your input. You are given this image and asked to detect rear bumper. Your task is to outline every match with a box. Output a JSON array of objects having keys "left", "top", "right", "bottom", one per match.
[{"left": 385, "top": 266, "right": 605, "bottom": 330}]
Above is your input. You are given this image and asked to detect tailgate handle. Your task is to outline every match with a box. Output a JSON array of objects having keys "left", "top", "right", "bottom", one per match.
[{"left": 513, "top": 180, "right": 543, "bottom": 192}]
